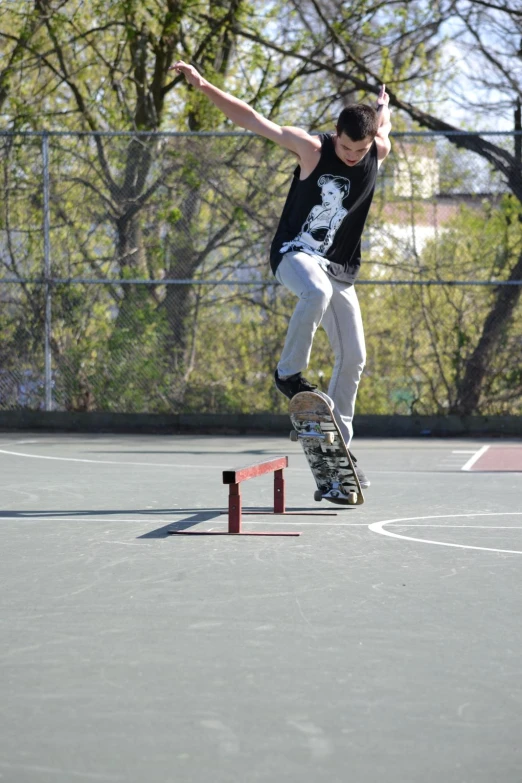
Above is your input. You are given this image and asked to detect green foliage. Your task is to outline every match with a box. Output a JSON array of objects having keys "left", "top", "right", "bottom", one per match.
[
  {"left": 1, "top": 126, "right": 521, "bottom": 415},
  {"left": 359, "top": 191, "right": 522, "bottom": 416},
  {"left": 0, "top": 2, "right": 520, "bottom": 417}
]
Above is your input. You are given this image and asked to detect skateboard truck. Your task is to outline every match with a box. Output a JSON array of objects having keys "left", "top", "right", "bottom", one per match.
[
  {"left": 290, "top": 430, "right": 335, "bottom": 445},
  {"left": 314, "top": 482, "right": 358, "bottom": 505}
]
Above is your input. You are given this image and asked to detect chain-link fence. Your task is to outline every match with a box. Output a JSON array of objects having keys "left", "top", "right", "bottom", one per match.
[{"left": 1, "top": 130, "right": 521, "bottom": 416}]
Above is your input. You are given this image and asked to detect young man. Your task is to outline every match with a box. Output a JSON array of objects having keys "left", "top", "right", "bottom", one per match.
[{"left": 171, "top": 61, "right": 391, "bottom": 487}]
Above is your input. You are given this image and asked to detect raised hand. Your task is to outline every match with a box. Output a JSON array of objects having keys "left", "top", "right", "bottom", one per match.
[
  {"left": 168, "top": 60, "right": 205, "bottom": 89},
  {"left": 377, "top": 84, "right": 390, "bottom": 107}
]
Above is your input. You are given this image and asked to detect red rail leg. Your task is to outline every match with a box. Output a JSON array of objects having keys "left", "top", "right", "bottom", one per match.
[
  {"left": 274, "top": 468, "right": 285, "bottom": 514},
  {"left": 228, "top": 482, "right": 242, "bottom": 534}
]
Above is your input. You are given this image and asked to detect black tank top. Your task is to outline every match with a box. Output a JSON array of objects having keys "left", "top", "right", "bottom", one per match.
[{"left": 270, "top": 133, "right": 378, "bottom": 284}]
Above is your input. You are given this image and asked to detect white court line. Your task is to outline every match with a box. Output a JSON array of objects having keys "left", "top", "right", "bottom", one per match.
[
  {"left": 0, "top": 445, "right": 306, "bottom": 472},
  {"left": 0, "top": 446, "right": 505, "bottom": 478},
  {"left": 387, "top": 524, "right": 522, "bottom": 529},
  {"left": 0, "top": 448, "right": 498, "bottom": 478},
  {"left": 369, "top": 512, "right": 522, "bottom": 555},
  {"left": 0, "top": 515, "right": 371, "bottom": 527},
  {"left": 461, "top": 445, "right": 489, "bottom": 471},
  {"left": 0, "top": 447, "right": 223, "bottom": 470},
  {"left": 5, "top": 514, "right": 522, "bottom": 543},
  {"left": 0, "top": 447, "right": 440, "bottom": 477}
]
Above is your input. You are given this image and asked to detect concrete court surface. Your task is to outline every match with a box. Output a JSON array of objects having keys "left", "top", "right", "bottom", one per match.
[{"left": 0, "top": 431, "right": 521, "bottom": 783}]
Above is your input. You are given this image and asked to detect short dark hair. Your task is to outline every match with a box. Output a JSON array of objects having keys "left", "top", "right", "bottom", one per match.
[{"left": 336, "top": 104, "right": 378, "bottom": 141}]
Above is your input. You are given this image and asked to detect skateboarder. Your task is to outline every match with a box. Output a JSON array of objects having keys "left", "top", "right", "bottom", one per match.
[{"left": 171, "top": 61, "right": 392, "bottom": 488}]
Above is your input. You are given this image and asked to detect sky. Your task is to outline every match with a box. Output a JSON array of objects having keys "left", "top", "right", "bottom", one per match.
[{"left": 436, "top": 10, "right": 521, "bottom": 132}]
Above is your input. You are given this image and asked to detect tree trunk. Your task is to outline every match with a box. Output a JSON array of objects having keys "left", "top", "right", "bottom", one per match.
[
  {"left": 450, "top": 249, "right": 522, "bottom": 414},
  {"left": 114, "top": 212, "right": 148, "bottom": 316},
  {"left": 162, "top": 178, "right": 203, "bottom": 370},
  {"left": 164, "top": 282, "right": 195, "bottom": 371}
]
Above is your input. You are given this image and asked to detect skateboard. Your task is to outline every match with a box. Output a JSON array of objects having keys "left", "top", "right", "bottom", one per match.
[{"left": 289, "top": 391, "right": 364, "bottom": 505}]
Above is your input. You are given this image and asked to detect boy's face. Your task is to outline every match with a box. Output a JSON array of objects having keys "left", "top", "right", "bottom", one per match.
[{"left": 335, "top": 132, "right": 374, "bottom": 166}]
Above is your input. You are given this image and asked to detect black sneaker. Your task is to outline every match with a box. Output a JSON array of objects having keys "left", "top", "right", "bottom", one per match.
[
  {"left": 349, "top": 450, "right": 370, "bottom": 489},
  {"left": 274, "top": 369, "right": 317, "bottom": 400}
]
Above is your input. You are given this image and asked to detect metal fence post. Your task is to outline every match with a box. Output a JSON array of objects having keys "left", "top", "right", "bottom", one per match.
[
  {"left": 515, "top": 98, "right": 522, "bottom": 165},
  {"left": 42, "top": 131, "right": 52, "bottom": 411}
]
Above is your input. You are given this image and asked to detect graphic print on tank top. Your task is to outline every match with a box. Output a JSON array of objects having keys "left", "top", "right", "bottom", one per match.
[
  {"left": 279, "top": 174, "right": 351, "bottom": 257},
  {"left": 270, "top": 134, "right": 378, "bottom": 283}
]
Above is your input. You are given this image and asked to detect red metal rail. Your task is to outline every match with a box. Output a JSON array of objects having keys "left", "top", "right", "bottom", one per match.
[
  {"left": 171, "top": 455, "right": 300, "bottom": 536},
  {"left": 223, "top": 457, "right": 289, "bottom": 534}
]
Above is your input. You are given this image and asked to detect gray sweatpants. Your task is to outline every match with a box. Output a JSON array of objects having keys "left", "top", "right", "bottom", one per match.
[{"left": 275, "top": 250, "right": 366, "bottom": 447}]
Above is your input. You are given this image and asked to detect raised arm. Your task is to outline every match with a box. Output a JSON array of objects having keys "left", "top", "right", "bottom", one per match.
[
  {"left": 170, "top": 61, "right": 320, "bottom": 164},
  {"left": 375, "top": 84, "right": 392, "bottom": 164}
]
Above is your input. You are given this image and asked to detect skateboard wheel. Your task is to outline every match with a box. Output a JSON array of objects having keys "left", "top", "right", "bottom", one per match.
[
  {"left": 314, "top": 490, "right": 323, "bottom": 502},
  {"left": 325, "top": 432, "right": 334, "bottom": 445},
  {"left": 289, "top": 430, "right": 299, "bottom": 442},
  {"left": 347, "top": 492, "right": 357, "bottom": 505}
]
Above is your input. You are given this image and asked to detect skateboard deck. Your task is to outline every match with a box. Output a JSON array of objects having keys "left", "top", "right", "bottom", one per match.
[{"left": 289, "top": 391, "right": 364, "bottom": 505}]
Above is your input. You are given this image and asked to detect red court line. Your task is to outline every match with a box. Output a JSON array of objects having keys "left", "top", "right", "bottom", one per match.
[{"left": 471, "top": 446, "right": 522, "bottom": 472}]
